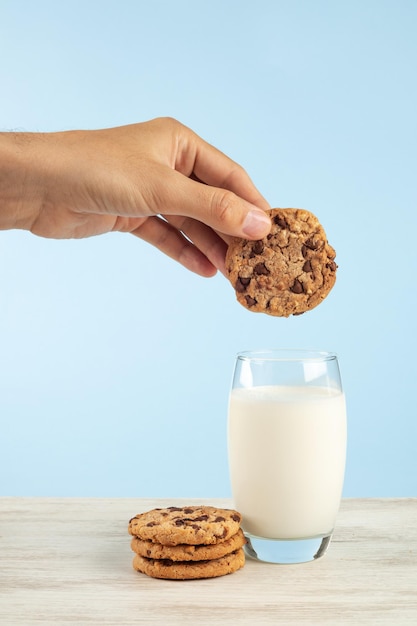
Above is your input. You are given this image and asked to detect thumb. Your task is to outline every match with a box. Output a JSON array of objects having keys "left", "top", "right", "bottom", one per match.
[{"left": 160, "top": 171, "right": 271, "bottom": 240}]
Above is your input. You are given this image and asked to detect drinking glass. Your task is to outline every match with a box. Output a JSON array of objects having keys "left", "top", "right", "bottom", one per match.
[{"left": 228, "top": 349, "right": 347, "bottom": 564}]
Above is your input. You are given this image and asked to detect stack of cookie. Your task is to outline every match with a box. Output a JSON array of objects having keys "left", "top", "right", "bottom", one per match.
[{"left": 128, "top": 505, "right": 246, "bottom": 580}]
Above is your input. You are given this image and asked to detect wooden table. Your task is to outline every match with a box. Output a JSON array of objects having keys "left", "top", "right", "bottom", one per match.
[{"left": 0, "top": 498, "right": 416, "bottom": 624}]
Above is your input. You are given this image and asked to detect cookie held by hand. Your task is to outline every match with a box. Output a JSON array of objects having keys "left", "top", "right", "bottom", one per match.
[{"left": 226, "top": 208, "right": 337, "bottom": 317}]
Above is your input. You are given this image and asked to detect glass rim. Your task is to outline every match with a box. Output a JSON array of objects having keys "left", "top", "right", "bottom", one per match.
[{"left": 236, "top": 348, "right": 338, "bottom": 363}]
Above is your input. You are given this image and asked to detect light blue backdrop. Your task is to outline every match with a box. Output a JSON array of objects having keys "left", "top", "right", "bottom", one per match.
[{"left": 1, "top": 0, "right": 416, "bottom": 497}]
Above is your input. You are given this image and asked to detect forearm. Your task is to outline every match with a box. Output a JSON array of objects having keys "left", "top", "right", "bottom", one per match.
[{"left": 0, "top": 132, "right": 45, "bottom": 231}]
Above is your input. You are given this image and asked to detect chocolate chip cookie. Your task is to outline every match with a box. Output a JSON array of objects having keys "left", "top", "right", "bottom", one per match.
[
  {"left": 226, "top": 208, "right": 337, "bottom": 317},
  {"left": 130, "top": 528, "right": 246, "bottom": 561},
  {"left": 132, "top": 548, "right": 245, "bottom": 580},
  {"left": 128, "top": 505, "right": 242, "bottom": 546}
]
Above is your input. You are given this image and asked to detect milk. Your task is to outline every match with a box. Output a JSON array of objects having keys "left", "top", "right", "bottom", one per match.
[{"left": 228, "top": 385, "right": 347, "bottom": 540}]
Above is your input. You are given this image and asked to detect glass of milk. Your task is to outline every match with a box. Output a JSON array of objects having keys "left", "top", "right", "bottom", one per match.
[{"left": 228, "top": 349, "right": 347, "bottom": 564}]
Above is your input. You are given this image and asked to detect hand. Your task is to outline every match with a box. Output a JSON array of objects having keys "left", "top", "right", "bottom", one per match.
[{"left": 1, "top": 117, "right": 271, "bottom": 276}]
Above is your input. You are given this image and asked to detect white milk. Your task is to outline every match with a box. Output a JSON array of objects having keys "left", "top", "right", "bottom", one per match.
[{"left": 228, "top": 385, "right": 347, "bottom": 539}]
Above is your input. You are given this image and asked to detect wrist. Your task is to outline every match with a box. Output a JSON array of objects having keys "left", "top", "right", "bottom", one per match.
[{"left": 0, "top": 132, "right": 47, "bottom": 231}]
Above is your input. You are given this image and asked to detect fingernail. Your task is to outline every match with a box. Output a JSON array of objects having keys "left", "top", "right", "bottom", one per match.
[{"left": 242, "top": 209, "right": 271, "bottom": 238}]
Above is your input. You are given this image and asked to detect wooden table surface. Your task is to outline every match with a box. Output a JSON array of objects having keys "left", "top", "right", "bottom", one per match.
[{"left": 0, "top": 497, "right": 416, "bottom": 625}]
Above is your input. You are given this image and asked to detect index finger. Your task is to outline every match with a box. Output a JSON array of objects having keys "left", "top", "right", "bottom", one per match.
[{"left": 178, "top": 129, "right": 271, "bottom": 212}]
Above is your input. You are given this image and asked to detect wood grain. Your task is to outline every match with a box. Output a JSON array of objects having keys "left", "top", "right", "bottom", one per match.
[{"left": 0, "top": 498, "right": 416, "bottom": 625}]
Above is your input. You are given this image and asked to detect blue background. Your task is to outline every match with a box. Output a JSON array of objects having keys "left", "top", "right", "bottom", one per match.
[{"left": 1, "top": 0, "right": 416, "bottom": 497}]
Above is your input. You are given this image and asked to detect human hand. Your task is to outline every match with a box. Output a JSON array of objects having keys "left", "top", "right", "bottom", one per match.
[{"left": 1, "top": 117, "right": 271, "bottom": 276}]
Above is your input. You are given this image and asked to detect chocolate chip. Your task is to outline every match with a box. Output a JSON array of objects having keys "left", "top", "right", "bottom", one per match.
[
  {"left": 302, "top": 260, "right": 312, "bottom": 273},
  {"left": 245, "top": 296, "right": 257, "bottom": 307},
  {"left": 253, "top": 262, "right": 270, "bottom": 276},
  {"left": 193, "top": 515, "right": 209, "bottom": 522},
  {"left": 236, "top": 277, "right": 250, "bottom": 293},
  {"left": 301, "top": 245, "right": 309, "bottom": 258},
  {"left": 215, "top": 528, "right": 228, "bottom": 539},
  {"left": 146, "top": 522, "right": 158, "bottom": 527},
  {"left": 326, "top": 261, "right": 337, "bottom": 271},
  {"left": 290, "top": 279, "right": 304, "bottom": 294},
  {"left": 231, "top": 514, "right": 241, "bottom": 522},
  {"left": 274, "top": 216, "right": 288, "bottom": 229},
  {"left": 174, "top": 519, "right": 185, "bottom": 526},
  {"left": 304, "top": 237, "right": 323, "bottom": 250},
  {"left": 146, "top": 549, "right": 151, "bottom": 556},
  {"left": 215, "top": 516, "right": 226, "bottom": 522},
  {"left": 252, "top": 240, "right": 264, "bottom": 254},
  {"left": 183, "top": 508, "right": 194, "bottom": 514},
  {"left": 168, "top": 507, "right": 183, "bottom": 512},
  {"left": 191, "top": 524, "right": 200, "bottom": 531},
  {"left": 304, "top": 237, "right": 316, "bottom": 250}
]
